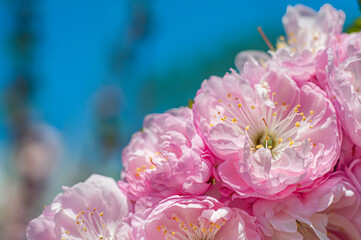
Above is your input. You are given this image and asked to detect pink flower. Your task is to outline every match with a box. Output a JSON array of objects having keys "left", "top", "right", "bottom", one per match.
[
  {"left": 193, "top": 67, "right": 341, "bottom": 199},
  {"left": 26, "top": 174, "right": 132, "bottom": 240},
  {"left": 120, "top": 107, "right": 212, "bottom": 200},
  {"left": 131, "top": 195, "right": 260, "bottom": 240},
  {"left": 269, "top": 4, "right": 345, "bottom": 83},
  {"left": 338, "top": 134, "right": 361, "bottom": 169},
  {"left": 254, "top": 173, "right": 361, "bottom": 239},
  {"left": 345, "top": 159, "right": 361, "bottom": 195},
  {"left": 325, "top": 43, "right": 361, "bottom": 148},
  {"left": 280, "top": 4, "right": 344, "bottom": 55}
]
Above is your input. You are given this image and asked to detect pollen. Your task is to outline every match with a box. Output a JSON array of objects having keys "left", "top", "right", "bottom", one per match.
[
  {"left": 209, "top": 124, "right": 214, "bottom": 127},
  {"left": 289, "top": 141, "right": 295, "bottom": 146},
  {"left": 278, "top": 138, "right": 283, "bottom": 143},
  {"left": 272, "top": 112, "right": 277, "bottom": 116},
  {"left": 238, "top": 103, "right": 242, "bottom": 108},
  {"left": 245, "top": 125, "right": 250, "bottom": 130},
  {"left": 256, "top": 145, "right": 263, "bottom": 149},
  {"left": 295, "top": 122, "right": 300, "bottom": 127},
  {"left": 227, "top": 93, "right": 231, "bottom": 98},
  {"left": 310, "top": 110, "right": 314, "bottom": 114},
  {"left": 218, "top": 99, "right": 222, "bottom": 102},
  {"left": 232, "top": 118, "right": 237, "bottom": 122},
  {"left": 251, "top": 105, "right": 256, "bottom": 109}
]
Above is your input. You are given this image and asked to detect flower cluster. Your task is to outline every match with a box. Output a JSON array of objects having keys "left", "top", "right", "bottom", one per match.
[{"left": 27, "top": 4, "right": 361, "bottom": 240}]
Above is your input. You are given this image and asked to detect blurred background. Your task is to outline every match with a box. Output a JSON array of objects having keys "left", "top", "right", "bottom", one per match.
[{"left": 0, "top": 0, "right": 359, "bottom": 239}]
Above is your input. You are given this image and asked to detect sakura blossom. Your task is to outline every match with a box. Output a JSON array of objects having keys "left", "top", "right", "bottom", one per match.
[
  {"left": 253, "top": 172, "right": 361, "bottom": 239},
  {"left": 119, "top": 107, "right": 212, "bottom": 200},
  {"left": 130, "top": 195, "right": 260, "bottom": 240},
  {"left": 193, "top": 65, "right": 341, "bottom": 199},
  {"left": 325, "top": 42, "right": 361, "bottom": 148},
  {"left": 25, "top": 3, "right": 361, "bottom": 240},
  {"left": 26, "top": 174, "right": 132, "bottom": 240},
  {"left": 267, "top": 4, "right": 345, "bottom": 82}
]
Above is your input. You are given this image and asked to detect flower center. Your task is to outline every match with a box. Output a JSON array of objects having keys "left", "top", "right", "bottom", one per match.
[
  {"left": 133, "top": 151, "right": 164, "bottom": 178},
  {"left": 61, "top": 207, "right": 110, "bottom": 240},
  {"left": 297, "top": 221, "right": 320, "bottom": 239},
  {"left": 156, "top": 213, "right": 226, "bottom": 240},
  {"left": 209, "top": 86, "right": 316, "bottom": 160}
]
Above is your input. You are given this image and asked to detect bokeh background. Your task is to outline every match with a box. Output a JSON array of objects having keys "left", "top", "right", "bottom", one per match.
[{"left": 0, "top": 0, "right": 360, "bottom": 239}]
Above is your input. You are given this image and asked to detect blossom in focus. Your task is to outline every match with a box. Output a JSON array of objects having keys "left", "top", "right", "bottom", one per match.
[
  {"left": 193, "top": 67, "right": 341, "bottom": 199},
  {"left": 26, "top": 174, "right": 132, "bottom": 240},
  {"left": 253, "top": 173, "right": 361, "bottom": 239},
  {"left": 120, "top": 107, "right": 212, "bottom": 200},
  {"left": 130, "top": 195, "right": 260, "bottom": 240},
  {"left": 267, "top": 4, "right": 345, "bottom": 82}
]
